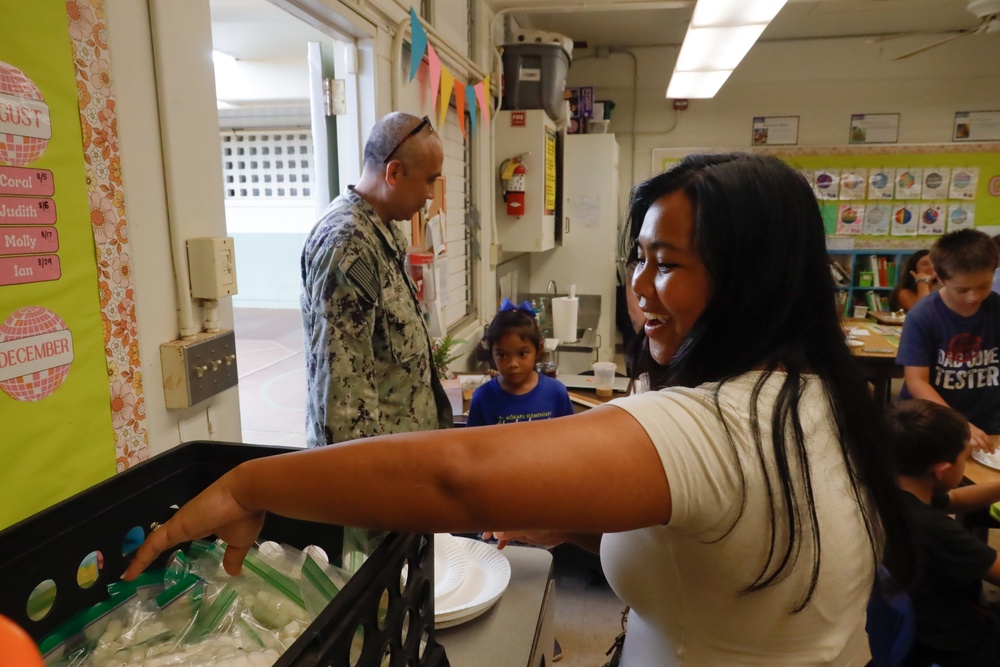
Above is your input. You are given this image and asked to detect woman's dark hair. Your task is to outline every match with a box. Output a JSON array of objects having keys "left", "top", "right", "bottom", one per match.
[
  {"left": 886, "top": 399, "right": 969, "bottom": 477},
  {"left": 484, "top": 308, "right": 542, "bottom": 352},
  {"left": 888, "top": 250, "right": 929, "bottom": 311},
  {"left": 620, "top": 152, "right": 914, "bottom": 608}
]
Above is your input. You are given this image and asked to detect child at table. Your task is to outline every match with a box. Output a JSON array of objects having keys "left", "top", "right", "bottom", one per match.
[
  {"left": 467, "top": 299, "right": 574, "bottom": 427},
  {"left": 890, "top": 249, "right": 938, "bottom": 312},
  {"left": 887, "top": 399, "right": 1000, "bottom": 666},
  {"left": 896, "top": 229, "right": 1000, "bottom": 453}
]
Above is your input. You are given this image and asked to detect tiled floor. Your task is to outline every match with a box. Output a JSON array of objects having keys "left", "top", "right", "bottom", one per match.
[
  {"left": 234, "top": 307, "right": 308, "bottom": 448},
  {"left": 232, "top": 307, "right": 626, "bottom": 664}
]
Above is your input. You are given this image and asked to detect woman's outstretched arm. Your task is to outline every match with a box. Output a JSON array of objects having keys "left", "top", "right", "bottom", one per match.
[{"left": 124, "top": 404, "right": 670, "bottom": 579}]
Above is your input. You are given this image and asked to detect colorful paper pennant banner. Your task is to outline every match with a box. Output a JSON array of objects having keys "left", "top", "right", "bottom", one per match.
[
  {"left": 428, "top": 44, "right": 441, "bottom": 120},
  {"left": 466, "top": 83, "right": 477, "bottom": 137},
  {"left": 439, "top": 66, "right": 454, "bottom": 129},
  {"left": 408, "top": 7, "right": 428, "bottom": 82},
  {"left": 454, "top": 81, "right": 466, "bottom": 138},
  {"left": 476, "top": 77, "right": 490, "bottom": 129}
]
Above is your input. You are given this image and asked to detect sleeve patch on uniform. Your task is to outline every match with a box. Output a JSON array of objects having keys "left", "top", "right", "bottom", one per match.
[{"left": 344, "top": 258, "right": 379, "bottom": 303}]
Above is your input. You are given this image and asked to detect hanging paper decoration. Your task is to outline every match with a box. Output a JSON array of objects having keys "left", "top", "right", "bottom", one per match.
[
  {"left": 454, "top": 80, "right": 466, "bottom": 138},
  {"left": 408, "top": 7, "right": 428, "bottom": 82},
  {"left": 406, "top": 7, "right": 491, "bottom": 136},
  {"left": 438, "top": 67, "right": 454, "bottom": 129},
  {"left": 466, "top": 84, "right": 477, "bottom": 137},
  {"left": 475, "top": 77, "right": 489, "bottom": 129},
  {"left": 427, "top": 44, "right": 441, "bottom": 121}
]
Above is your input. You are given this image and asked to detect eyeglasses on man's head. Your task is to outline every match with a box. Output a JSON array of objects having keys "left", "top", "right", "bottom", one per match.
[{"left": 383, "top": 116, "right": 431, "bottom": 164}]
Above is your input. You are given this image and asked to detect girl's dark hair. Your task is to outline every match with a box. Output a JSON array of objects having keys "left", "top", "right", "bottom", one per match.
[
  {"left": 886, "top": 400, "right": 969, "bottom": 477},
  {"left": 888, "top": 250, "right": 929, "bottom": 311},
  {"left": 620, "top": 152, "right": 914, "bottom": 608},
  {"left": 484, "top": 308, "right": 541, "bottom": 351},
  {"left": 930, "top": 228, "right": 1000, "bottom": 280}
]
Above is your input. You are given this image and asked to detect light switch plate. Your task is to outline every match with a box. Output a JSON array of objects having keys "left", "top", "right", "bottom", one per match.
[{"left": 160, "top": 330, "right": 238, "bottom": 408}]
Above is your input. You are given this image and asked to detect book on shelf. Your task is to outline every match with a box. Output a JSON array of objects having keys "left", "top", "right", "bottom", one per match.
[
  {"left": 829, "top": 260, "right": 851, "bottom": 286},
  {"left": 866, "top": 290, "right": 880, "bottom": 313},
  {"left": 869, "top": 255, "right": 881, "bottom": 287},
  {"left": 877, "top": 257, "right": 889, "bottom": 288}
]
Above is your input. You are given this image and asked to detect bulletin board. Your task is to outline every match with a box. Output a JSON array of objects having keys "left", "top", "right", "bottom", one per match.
[
  {"left": 0, "top": 0, "right": 146, "bottom": 529},
  {"left": 763, "top": 144, "right": 1000, "bottom": 247},
  {"left": 651, "top": 144, "right": 1000, "bottom": 249}
]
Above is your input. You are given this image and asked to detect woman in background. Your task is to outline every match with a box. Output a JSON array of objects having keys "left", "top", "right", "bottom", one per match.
[
  {"left": 890, "top": 249, "right": 938, "bottom": 311},
  {"left": 124, "top": 154, "right": 912, "bottom": 666}
]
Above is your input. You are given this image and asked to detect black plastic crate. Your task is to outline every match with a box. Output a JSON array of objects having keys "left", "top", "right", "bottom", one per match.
[{"left": 0, "top": 441, "right": 448, "bottom": 666}]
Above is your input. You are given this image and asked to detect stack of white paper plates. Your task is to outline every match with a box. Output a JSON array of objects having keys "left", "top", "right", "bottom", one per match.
[
  {"left": 434, "top": 533, "right": 468, "bottom": 601},
  {"left": 434, "top": 537, "right": 511, "bottom": 629},
  {"left": 973, "top": 448, "right": 1000, "bottom": 471}
]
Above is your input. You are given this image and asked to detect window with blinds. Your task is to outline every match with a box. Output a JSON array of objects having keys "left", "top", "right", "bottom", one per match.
[{"left": 439, "top": 105, "right": 477, "bottom": 328}]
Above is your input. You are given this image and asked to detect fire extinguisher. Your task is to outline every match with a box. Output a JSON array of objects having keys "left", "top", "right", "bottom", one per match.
[{"left": 505, "top": 162, "right": 527, "bottom": 217}]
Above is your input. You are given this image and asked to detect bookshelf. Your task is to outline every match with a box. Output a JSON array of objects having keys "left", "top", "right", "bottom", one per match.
[{"left": 829, "top": 249, "right": 915, "bottom": 316}]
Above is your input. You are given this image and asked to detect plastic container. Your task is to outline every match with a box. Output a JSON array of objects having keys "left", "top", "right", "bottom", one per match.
[
  {"left": 0, "top": 441, "right": 447, "bottom": 667},
  {"left": 501, "top": 36, "right": 572, "bottom": 122}
]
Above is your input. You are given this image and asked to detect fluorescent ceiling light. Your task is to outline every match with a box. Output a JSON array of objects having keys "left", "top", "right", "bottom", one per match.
[
  {"left": 691, "top": 0, "right": 788, "bottom": 27},
  {"left": 666, "top": 0, "right": 788, "bottom": 99},
  {"left": 666, "top": 71, "right": 732, "bottom": 99},
  {"left": 674, "top": 25, "right": 766, "bottom": 71}
]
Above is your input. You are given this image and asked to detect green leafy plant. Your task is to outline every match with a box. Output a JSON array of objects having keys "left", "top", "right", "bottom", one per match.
[{"left": 431, "top": 333, "right": 464, "bottom": 378}]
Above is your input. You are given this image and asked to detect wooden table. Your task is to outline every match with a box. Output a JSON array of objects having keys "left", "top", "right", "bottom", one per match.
[{"left": 843, "top": 318, "right": 902, "bottom": 406}]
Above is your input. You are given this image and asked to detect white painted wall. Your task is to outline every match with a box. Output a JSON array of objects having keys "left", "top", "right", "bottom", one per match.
[{"left": 566, "top": 35, "right": 1000, "bottom": 212}]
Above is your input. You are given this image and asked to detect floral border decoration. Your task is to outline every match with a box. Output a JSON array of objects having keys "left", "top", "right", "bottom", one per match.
[{"left": 67, "top": 0, "right": 148, "bottom": 470}]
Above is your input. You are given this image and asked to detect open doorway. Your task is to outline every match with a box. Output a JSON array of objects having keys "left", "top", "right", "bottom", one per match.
[{"left": 208, "top": 0, "right": 368, "bottom": 446}]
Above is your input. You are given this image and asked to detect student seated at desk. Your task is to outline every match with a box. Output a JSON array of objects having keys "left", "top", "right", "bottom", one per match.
[
  {"left": 887, "top": 399, "right": 1000, "bottom": 667},
  {"left": 889, "top": 250, "right": 938, "bottom": 312}
]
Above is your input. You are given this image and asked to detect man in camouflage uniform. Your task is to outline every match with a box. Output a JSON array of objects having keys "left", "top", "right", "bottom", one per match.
[{"left": 300, "top": 112, "right": 453, "bottom": 447}]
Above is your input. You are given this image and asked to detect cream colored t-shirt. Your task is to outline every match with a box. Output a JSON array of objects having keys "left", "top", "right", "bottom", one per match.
[{"left": 603, "top": 372, "right": 873, "bottom": 666}]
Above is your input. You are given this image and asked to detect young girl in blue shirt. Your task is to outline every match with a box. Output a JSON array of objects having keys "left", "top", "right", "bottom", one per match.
[{"left": 467, "top": 299, "right": 574, "bottom": 427}]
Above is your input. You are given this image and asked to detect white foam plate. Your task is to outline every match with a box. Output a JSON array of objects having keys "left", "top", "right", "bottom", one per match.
[
  {"left": 973, "top": 448, "right": 1000, "bottom": 471},
  {"left": 434, "top": 533, "right": 468, "bottom": 602},
  {"left": 434, "top": 538, "right": 511, "bottom": 628}
]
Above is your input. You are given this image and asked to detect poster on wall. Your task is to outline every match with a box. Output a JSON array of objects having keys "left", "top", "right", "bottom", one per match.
[
  {"left": 839, "top": 169, "right": 868, "bottom": 200},
  {"left": 848, "top": 114, "right": 900, "bottom": 145},
  {"left": 953, "top": 111, "right": 1000, "bottom": 142},
  {"left": 868, "top": 168, "right": 895, "bottom": 199},
  {"left": 0, "top": 0, "right": 136, "bottom": 529},
  {"left": 863, "top": 203, "right": 891, "bottom": 236},
  {"left": 948, "top": 202, "right": 975, "bottom": 231},
  {"left": 836, "top": 204, "right": 864, "bottom": 235},
  {"left": 751, "top": 116, "right": 799, "bottom": 146},
  {"left": 950, "top": 167, "right": 979, "bottom": 199}
]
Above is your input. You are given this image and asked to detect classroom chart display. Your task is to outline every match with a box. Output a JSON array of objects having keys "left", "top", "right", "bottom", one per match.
[
  {"left": 0, "top": 0, "right": 145, "bottom": 529},
  {"left": 849, "top": 114, "right": 900, "bottom": 145},
  {"left": 777, "top": 147, "right": 1000, "bottom": 240},
  {"left": 954, "top": 111, "right": 1000, "bottom": 142},
  {"left": 752, "top": 116, "right": 799, "bottom": 146}
]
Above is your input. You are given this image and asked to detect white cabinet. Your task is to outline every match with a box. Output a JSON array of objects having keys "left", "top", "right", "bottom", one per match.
[{"left": 493, "top": 109, "right": 559, "bottom": 252}]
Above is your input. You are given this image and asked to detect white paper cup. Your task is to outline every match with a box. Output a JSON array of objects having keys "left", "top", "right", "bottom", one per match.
[
  {"left": 853, "top": 305, "right": 868, "bottom": 319},
  {"left": 593, "top": 361, "right": 617, "bottom": 397}
]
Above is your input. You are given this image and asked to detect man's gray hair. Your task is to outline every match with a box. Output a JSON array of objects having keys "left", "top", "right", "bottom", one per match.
[{"left": 363, "top": 112, "right": 433, "bottom": 170}]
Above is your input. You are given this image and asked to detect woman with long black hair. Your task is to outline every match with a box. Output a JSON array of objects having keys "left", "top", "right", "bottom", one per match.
[{"left": 125, "top": 153, "right": 911, "bottom": 665}]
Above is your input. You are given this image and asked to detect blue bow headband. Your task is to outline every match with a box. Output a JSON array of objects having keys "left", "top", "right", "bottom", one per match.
[{"left": 499, "top": 298, "right": 536, "bottom": 318}]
